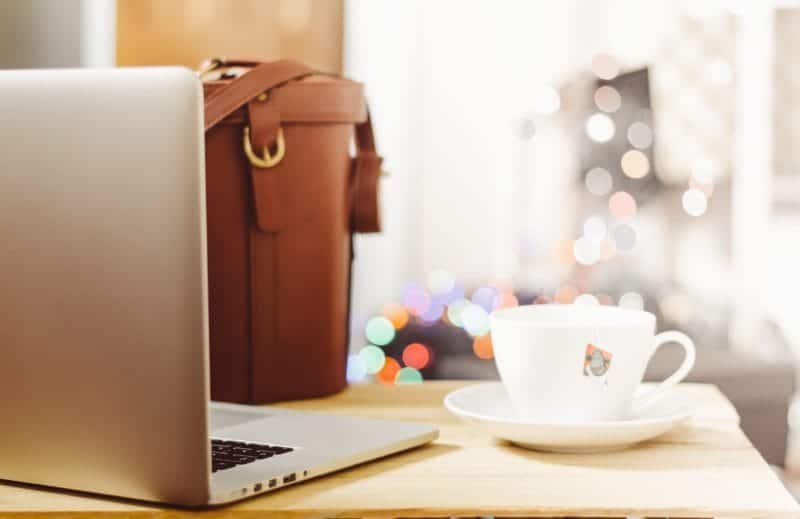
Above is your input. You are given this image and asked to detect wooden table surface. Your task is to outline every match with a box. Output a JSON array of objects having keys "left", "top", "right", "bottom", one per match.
[{"left": 0, "top": 381, "right": 797, "bottom": 518}]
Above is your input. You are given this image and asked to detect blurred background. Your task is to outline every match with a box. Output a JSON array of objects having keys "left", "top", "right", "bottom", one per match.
[{"left": 2, "top": 0, "right": 800, "bottom": 493}]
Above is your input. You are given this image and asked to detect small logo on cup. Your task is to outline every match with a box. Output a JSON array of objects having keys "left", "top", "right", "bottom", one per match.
[{"left": 584, "top": 344, "right": 612, "bottom": 382}]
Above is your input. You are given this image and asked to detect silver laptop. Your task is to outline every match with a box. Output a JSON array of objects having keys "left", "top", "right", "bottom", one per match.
[{"left": 0, "top": 67, "right": 437, "bottom": 506}]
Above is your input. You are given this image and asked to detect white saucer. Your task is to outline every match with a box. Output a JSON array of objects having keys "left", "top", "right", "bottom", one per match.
[{"left": 444, "top": 382, "right": 693, "bottom": 453}]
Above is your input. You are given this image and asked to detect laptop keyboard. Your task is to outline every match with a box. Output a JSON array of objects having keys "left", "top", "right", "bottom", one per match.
[{"left": 211, "top": 439, "right": 294, "bottom": 473}]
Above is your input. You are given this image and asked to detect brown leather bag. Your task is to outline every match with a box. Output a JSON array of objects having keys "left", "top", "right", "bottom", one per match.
[{"left": 201, "top": 59, "right": 381, "bottom": 404}]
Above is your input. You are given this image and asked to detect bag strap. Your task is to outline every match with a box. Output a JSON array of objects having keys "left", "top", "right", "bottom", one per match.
[{"left": 203, "top": 59, "right": 315, "bottom": 132}]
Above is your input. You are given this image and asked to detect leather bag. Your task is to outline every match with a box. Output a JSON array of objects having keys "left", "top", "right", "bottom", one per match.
[{"left": 201, "top": 58, "right": 381, "bottom": 403}]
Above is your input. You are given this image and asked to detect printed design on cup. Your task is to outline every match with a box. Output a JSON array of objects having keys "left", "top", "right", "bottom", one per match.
[{"left": 583, "top": 343, "right": 613, "bottom": 384}]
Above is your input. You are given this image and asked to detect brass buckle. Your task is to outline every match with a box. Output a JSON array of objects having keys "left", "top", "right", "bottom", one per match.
[
  {"left": 243, "top": 126, "right": 285, "bottom": 168},
  {"left": 197, "top": 57, "right": 224, "bottom": 78}
]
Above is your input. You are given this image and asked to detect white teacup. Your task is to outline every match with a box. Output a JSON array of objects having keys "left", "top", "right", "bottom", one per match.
[{"left": 490, "top": 304, "right": 695, "bottom": 422}]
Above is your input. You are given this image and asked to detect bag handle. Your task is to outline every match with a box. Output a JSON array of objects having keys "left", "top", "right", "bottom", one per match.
[
  {"left": 203, "top": 59, "right": 315, "bottom": 132},
  {"left": 350, "top": 110, "right": 382, "bottom": 232}
]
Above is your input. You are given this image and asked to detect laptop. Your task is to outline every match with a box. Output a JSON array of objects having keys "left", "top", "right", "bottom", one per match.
[{"left": 0, "top": 67, "right": 437, "bottom": 506}]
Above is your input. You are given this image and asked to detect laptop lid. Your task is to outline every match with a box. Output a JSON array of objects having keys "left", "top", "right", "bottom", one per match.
[{"left": 0, "top": 67, "right": 211, "bottom": 505}]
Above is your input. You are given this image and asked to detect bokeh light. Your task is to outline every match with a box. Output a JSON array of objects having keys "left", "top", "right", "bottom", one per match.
[
  {"left": 613, "top": 223, "right": 637, "bottom": 251},
  {"left": 426, "top": 269, "right": 455, "bottom": 295},
  {"left": 488, "top": 279, "right": 514, "bottom": 294},
  {"left": 346, "top": 354, "right": 367, "bottom": 383},
  {"left": 376, "top": 357, "right": 401, "bottom": 384},
  {"left": 594, "top": 86, "right": 621, "bottom": 113},
  {"left": 395, "top": 367, "right": 423, "bottom": 384},
  {"left": 382, "top": 303, "right": 409, "bottom": 330},
  {"left": 402, "top": 343, "right": 430, "bottom": 370},
  {"left": 599, "top": 238, "right": 616, "bottom": 261},
  {"left": 573, "top": 236, "right": 600, "bottom": 266},
  {"left": 574, "top": 293, "right": 599, "bottom": 306},
  {"left": 627, "top": 122, "right": 653, "bottom": 149},
  {"left": 472, "top": 286, "right": 500, "bottom": 313},
  {"left": 586, "top": 113, "right": 615, "bottom": 142},
  {"left": 555, "top": 284, "right": 579, "bottom": 304},
  {"left": 446, "top": 298, "right": 470, "bottom": 327},
  {"left": 608, "top": 191, "right": 637, "bottom": 220},
  {"left": 401, "top": 284, "right": 431, "bottom": 316},
  {"left": 583, "top": 216, "right": 607, "bottom": 242},
  {"left": 689, "top": 176, "right": 714, "bottom": 198},
  {"left": 462, "top": 303, "right": 491, "bottom": 336},
  {"left": 585, "top": 167, "right": 613, "bottom": 196},
  {"left": 472, "top": 334, "right": 494, "bottom": 360},
  {"left": 618, "top": 292, "right": 645, "bottom": 310},
  {"left": 597, "top": 293, "right": 614, "bottom": 305},
  {"left": 682, "top": 188, "right": 708, "bottom": 216},
  {"left": 443, "top": 281, "right": 466, "bottom": 305},
  {"left": 659, "top": 292, "right": 692, "bottom": 324},
  {"left": 532, "top": 85, "right": 561, "bottom": 115},
  {"left": 494, "top": 291, "right": 519, "bottom": 309},
  {"left": 365, "top": 316, "right": 395, "bottom": 346},
  {"left": 690, "top": 157, "right": 718, "bottom": 184},
  {"left": 359, "top": 345, "right": 386, "bottom": 374},
  {"left": 620, "top": 150, "right": 650, "bottom": 179},
  {"left": 591, "top": 53, "right": 620, "bottom": 80},
  {"left": 555, "top": 239, "right": 576, "bottom": 265},
  {"left": 419, "top": 301, "right": 445, "bottom": 323}
]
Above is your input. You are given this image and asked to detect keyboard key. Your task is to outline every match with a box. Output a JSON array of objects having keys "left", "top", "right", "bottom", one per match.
[
  {"left": 210, "top": 439, "right": 293, "bottom": 473},
  {"left": 231, "top": 447, "right": 257, "bottom": 456},
  {"left": 268, "top": 447, "right": 293, "bottom": 454}
]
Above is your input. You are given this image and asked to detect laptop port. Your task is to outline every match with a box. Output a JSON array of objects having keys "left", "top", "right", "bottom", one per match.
[
  {"left": 268, "top": 478, "right": 277, "bottom": 488},
  {"left": 254, "top": 483, "right": 262, "bottom": 492},
  {"left": 283, "top": 473, "right": 296, "bottom": 484}
]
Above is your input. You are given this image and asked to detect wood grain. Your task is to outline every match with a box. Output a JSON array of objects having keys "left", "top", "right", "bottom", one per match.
[{"left": 0, "top": 381, "right": 796, "bottom": 518}]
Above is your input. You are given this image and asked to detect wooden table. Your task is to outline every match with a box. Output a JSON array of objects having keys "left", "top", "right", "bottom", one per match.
[{"left": 0, "top": 381, "right": 797, "bottom": 518}]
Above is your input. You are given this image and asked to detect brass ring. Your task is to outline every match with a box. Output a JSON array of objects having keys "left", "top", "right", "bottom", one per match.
[
  {"left": 196, "top": 57, "right": 224, "bottom": 78},
  {"left": 243, "top": 126, "right": 285, "bottom": 168}
]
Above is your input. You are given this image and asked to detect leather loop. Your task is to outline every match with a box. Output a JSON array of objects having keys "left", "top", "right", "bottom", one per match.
[
  {"left": 355, "top": 111, "right": 377, "bottom": 153},
  {"left": 204, "top": 59, "right": 314, "bottom": 132},
  {"left": 350, "top": 150, "right": 382, "bottom": 233},
  {"left": 350, "top": 110, "right": 382, "bottom": 232},
  {"left": 247, "top": 100, "right": 283, "bottom": 232},
  {"left": 247, "top": 98, "right": 281, "bottom": 153}
]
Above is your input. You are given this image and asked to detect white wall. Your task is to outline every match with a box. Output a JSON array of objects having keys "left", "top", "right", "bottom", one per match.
[{"left": 344, "top": 0, "right": 574, "bottom": 336}]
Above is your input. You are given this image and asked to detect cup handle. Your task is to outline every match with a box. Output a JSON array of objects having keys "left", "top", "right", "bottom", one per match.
[{"left": 630, "top": 330, "right": 696, "bottom": 415}]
